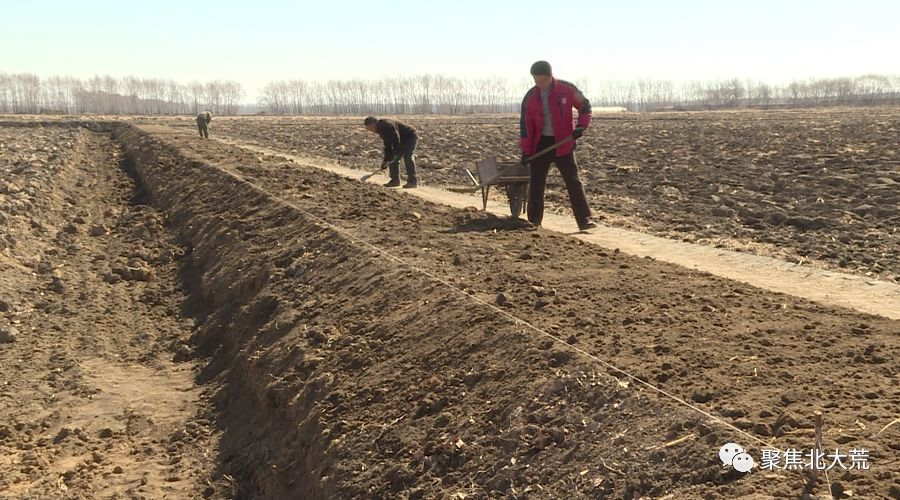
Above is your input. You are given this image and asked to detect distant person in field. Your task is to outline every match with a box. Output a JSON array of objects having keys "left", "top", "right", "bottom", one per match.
[
  {"left": 520, "top": 60, "right": 596, "bottom": 231},
  {"left": 364, "top": 116, "right": 419, "bottom": 188},
  {"left": 196, "top": 111, "right": 212, "bottom": 139}
]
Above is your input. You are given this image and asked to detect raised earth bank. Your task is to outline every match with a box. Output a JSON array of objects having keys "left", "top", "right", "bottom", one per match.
[
  {"left": 113, "top": 124, "right": 738, "bottom": 499},
  {"left": 113, "top": 122, "right": 898, "bottom": 499}
]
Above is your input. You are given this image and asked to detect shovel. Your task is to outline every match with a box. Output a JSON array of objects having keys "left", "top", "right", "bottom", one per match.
[
  {"left": 522, "top": 135, "right": 575, "bottom": 166},
  {"left": 361, "top": 163, "right": 387, "bottom": 182}
]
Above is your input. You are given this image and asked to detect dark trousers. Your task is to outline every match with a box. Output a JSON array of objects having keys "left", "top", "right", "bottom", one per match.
[
  {"left": 197, "top": 122, "right": 209, "bottom": 138},
  {"left": 527, "top": 135, "right": 592, "bottom": 226},
  {"left": 388, "top": 135, "right": 418, "bottom": 182}
]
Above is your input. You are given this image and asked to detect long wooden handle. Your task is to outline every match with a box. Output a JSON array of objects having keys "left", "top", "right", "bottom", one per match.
[{"left": 525, "top": 135, "right": 574, "bottom": 163}]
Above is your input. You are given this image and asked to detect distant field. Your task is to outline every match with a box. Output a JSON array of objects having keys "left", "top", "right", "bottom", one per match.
[{"left": 182, "top": 107, "right": 900, "bottom": 282}]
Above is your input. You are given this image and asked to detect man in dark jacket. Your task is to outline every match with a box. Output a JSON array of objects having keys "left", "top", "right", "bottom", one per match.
[
  {"left": 365, "top": 116, "right": 418, "bottom": 188},
  {"left": 196, "top": 111, "right": 212, "bottom": 138},
  {"left": 520, "top": 61, "right": 596, "bottom": 231}
]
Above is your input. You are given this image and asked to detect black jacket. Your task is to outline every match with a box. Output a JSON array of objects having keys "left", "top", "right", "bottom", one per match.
[{"left": 375, "top": 119, "right": 417, "bottom": 161}]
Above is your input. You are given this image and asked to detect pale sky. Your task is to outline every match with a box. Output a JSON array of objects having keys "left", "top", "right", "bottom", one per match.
[{"left": 3, "top": 0, "right": 899, "bottom": 100}]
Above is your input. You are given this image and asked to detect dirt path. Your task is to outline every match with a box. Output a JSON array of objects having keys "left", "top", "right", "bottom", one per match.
[
  {"left": 214, "top": 136, "right": 900, "bottom": 321},
  {"left": 0, "top": 126, "right": 220, "bottom": 499}
]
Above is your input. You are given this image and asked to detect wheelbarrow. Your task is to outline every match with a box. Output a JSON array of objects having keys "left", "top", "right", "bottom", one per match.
[{"left": 448, "top": 136, "right": 574, "bottom": 217}]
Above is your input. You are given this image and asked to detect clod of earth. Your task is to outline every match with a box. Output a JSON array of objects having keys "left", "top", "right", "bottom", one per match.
[{"left": 0, "top": 326, "right": 19, "bottom": 343}]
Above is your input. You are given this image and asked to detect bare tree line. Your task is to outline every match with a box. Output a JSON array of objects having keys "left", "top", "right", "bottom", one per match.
[
  {"left": 2, "top": 71, "right": 899, "bottom": 115},
  {"left": 595, "top": 74, "right": 900, "bottom": 111},
  {"left": 0, "top": 73, "right": 244, "bottom": 115},
  {"left": 258, "top": 74, "right": 900, "bottom": 114},
  {"left": 258, "top": 75, "right": 528, "bottom": 115}
]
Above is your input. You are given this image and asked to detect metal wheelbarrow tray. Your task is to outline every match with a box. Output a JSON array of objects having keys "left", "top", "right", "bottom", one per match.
[
  {"left": 445, "top": 136, "right": 574, "bottom": 218},
  {"left": 472, "top": 157, "right": 530, "bottom": 217}
]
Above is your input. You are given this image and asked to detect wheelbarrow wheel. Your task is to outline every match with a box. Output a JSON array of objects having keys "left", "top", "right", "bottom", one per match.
[{"left": 506, "top": 183, "right": 528, "bottom": 218}]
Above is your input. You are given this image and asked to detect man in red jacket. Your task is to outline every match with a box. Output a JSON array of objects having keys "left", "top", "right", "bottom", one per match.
[{"left": 520, "top": 60, "right": 596, "bottom": 231}]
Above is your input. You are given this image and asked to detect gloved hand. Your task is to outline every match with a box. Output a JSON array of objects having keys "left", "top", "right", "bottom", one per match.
[
  {"left": 520, "top": 153, "right": 529, "bottom": 166},
  {"left": 572, "top": 127, "right": 586, "bottom": 139},
  {"left": 380, "top": 160, "right": 389, "bottom": 170}
]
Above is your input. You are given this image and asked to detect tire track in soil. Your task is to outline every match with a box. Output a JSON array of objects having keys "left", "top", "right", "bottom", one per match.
[
  {"left": 0, "top": 126, "right": 222, "bottom": 499},
  {"left": 141, "top": 124, "right": 900, "bottom": 499}
]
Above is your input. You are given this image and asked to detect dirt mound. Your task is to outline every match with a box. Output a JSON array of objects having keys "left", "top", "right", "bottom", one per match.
[
  {"left": 4, "top": 118, "right": 896, "bottom": 498},
  {"left": 114, "top": 126, "right": 766, "bottom": 498},
  {"left": 115, "top": 123, "right": 899, "bottom": 498}
]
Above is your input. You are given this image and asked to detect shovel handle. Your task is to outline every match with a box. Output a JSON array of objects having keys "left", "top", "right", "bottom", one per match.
[
  {"left": 361, "top": 163, "right": 387, "bottom": 180},
  {"left": 524, "top": 135, "right": 574, "bottom": 164}
]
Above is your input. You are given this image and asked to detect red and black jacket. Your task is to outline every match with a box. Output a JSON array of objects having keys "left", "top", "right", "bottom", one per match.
[{"left": 519, "top": 79, "right": 591, "bottom": 157}]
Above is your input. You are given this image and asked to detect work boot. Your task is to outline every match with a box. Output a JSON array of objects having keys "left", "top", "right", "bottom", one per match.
[
  {"left": 577, "top": 219, "right": 598, "bottom": 231},
  {"left": 402, "top": 180, "right": 418, "bottom": 189},
  {"left": 384, "top": 179, "right": 401, "bottom": 187}
]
